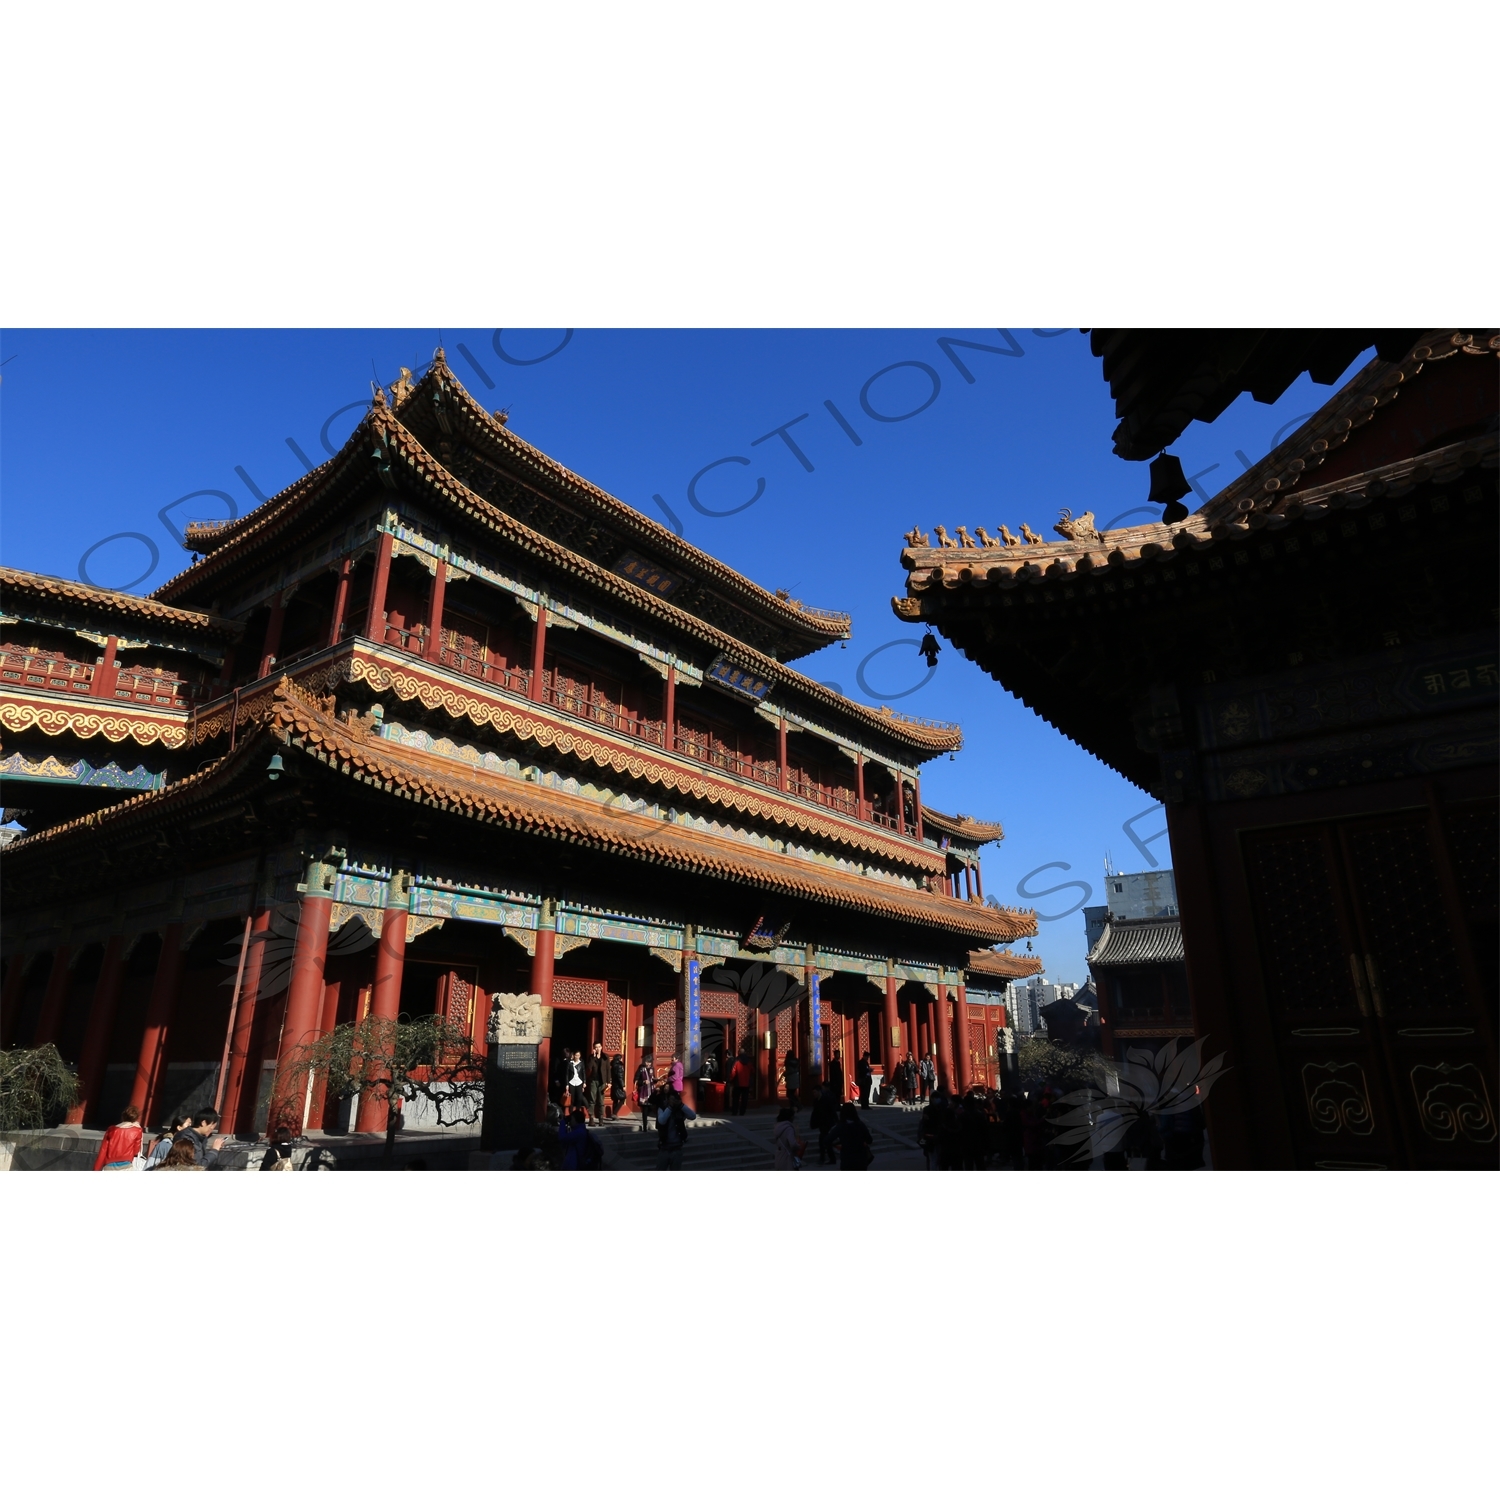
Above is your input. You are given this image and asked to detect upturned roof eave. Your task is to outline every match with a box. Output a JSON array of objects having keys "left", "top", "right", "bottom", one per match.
[
  {"left": 1, "top": 566, "right": 242, "bottom": 640},
  {"left": 404, "top": 354, "right": 853, "bottom": 655},
  {"left": 6, "top": 684, "right": 1019, "bottom": 944}
]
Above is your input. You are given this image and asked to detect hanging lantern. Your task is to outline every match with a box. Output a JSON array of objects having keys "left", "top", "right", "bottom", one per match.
[{"left": 1147, "top": 452, "right": 1192, "bottom": 524}]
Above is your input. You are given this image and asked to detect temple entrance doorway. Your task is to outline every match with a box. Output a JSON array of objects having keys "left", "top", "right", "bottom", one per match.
[
  {"left": 551, "top": 1007, "right": 604, "bottom": 1116},
  {"left": 698, "top": 1017, "right": 738, "bottom": 1111}
]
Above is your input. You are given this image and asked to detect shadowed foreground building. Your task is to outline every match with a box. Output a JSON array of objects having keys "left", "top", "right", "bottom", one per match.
[
  {"left": 1, "top": 352, "right": 1036, "bottom": 1139},
  {"left": 896, "top": 330, "right": 1498, "bottom": 1169}
]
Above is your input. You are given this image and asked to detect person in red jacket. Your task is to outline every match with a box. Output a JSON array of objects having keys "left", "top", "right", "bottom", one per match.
[
  {"left": 92, "top": 1103, "right": 144, "bottom": 1171},
  {"left": 728, "top": 1053, "right": 753, "bottom": 1116}
]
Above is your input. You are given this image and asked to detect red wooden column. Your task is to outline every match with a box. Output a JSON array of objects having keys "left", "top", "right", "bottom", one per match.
[
  {"left": 528, "top": 606, "right": 548, "bottom": 703},
  {"left": 934, "top": 981, "right": 956, "bottom": 1094},
  {"left": 663, "top": 664, "right": 677, "bottom": 751},
  {"left": 777, "top": 717, "right": 789, "bottom": 793},
  {"left": 30, "top": 943, "right": 73, "bottom": 1049},
  {"left": 855, "top": 752, "right": 867, "bottom": 820},
  {"left": 895, "top": 777, "right": 906, "bottom": 836},
  {"left": 327, "top": 557, "right": 353, "bottom": 647},
  {"left": 974, "top": 860, "right": 984, "bottom": 902},
  {"left": 88, "top": 634, "right": 120, "bottom": 699},
  {"left": 267, "top": 857, "right": 336, "bottom": 1134},
  {"left": 258, "top": 595, "right": 286, "bottom": 679},
  {"left": 882, "top": 969, "right": 901, "bottom": 1077},
  {"left": 129, "top": 924, "right": 185, "bottom": 1122},
  {"left": 0, "top": 952, "right": 27, "bottom": 1048},
  {"left": 363, "top": 531, "right": 394, "bottom": 640},
  {"left": 221, "top": 905, "right": 273, "bottom": 1133},
  {"left": 357, "top": 873, "right": 409, "bottom": 1133},
  {"left": 913, "top": 776, "right": 924, "bottom": 842},
  {"left": 424, "top": 560, "right": 448, "bottom": 661},
  {"left": 918, "top": 1000, "right": 931, "bottom": 1065},
  {"left": 955, "top": 981, "right": 974, "bottom": 1093},
  {"left": 67, "top": 934, "right": 126, "bottom": 1124},
  {"left": 531, "top": 899, "right": 557, "bottom": 1120},
  {"left": 755, "top": 1006, "right": 772, "bottom": 1103}
]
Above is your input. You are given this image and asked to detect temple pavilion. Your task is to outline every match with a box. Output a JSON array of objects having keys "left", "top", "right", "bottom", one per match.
[
  {"left": 1, "top": 350, "right": 1037, "bottom": 1138},
  {"left": 895, "top": 329, "right": 1498, "bottom": 1170}
]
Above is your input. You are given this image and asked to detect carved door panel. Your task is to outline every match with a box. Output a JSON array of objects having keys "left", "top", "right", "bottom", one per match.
[
  {"left": 1245, "top": 813, "right": 1498, "bottom": 1168},
  {"left": 1243, "top": 825, "right": 1405, "bottom": 1167},
  {"left": 1337, "top": 811, "right": 1497, "bottom": 1168}
]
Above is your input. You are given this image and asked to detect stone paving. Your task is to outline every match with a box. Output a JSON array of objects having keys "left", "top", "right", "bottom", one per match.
[{"left": 590, "top": 1102, "right": 934, "bottom": 1171}]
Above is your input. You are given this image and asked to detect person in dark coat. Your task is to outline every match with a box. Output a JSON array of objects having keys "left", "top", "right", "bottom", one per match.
[
  {"left": 832, "top": 1102, "right": 873, "bottom": 1171},
  {"left": 828, "top": 1048, "right": 845, "bottom": 1103},
  {"left": 809, "top": 1084, "right": 839, "bottom": 1163},
  {"left": 855, "top": 1052, "right": 873, "bottom": 1110},
  {"left": 609, "top": 1053, "right": 627, "bottom": 1120},
  {"left": 585, "top": 1042, "right": 608, "bottom": 1123},
  {"left": 634, "top": 1056, "right": 655, "bottom": 1130},
  {"left": 935, "top": 1091, "right": 963, "bottom": 1171},
  {"left": 783, "top": 1050, "right": 801, "bottom": 1112},
  {"left": 960, "top": 1093, "right": 987, "bottom": 1170}
]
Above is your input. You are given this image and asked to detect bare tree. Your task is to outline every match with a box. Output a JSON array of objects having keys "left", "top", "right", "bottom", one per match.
[
  {"left": 0, "top": 1044, "right": 79, "bottom": 1133},
  {"left": 287, "top": 1015, "right": 485, "bottom": 1170}
]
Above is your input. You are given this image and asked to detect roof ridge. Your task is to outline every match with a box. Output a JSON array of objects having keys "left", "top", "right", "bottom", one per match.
[
  {"left": 412, "top": 357, "right": 853, "bottom": 642},
  {"left": 368, "top": 415, "right": 962, "bottom": 754}
]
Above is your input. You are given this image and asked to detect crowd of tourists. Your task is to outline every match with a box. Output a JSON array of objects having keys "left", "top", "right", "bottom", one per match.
[{"left": 91, "top": 1104, "right": 228, "bottom": 1171}]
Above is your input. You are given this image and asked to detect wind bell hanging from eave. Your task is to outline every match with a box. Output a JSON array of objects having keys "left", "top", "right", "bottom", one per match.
[{"left": 1147, "top": 452, "right": 1193, "bottom": 525}]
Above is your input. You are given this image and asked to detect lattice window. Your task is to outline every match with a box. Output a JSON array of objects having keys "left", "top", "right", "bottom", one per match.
[
  {"left": 553, "top": 975, "right": 609, "bottom": 1009},
  {"left": 1244, "top": 831, "right": 1355, "bottom": 1013},
  {"left": 654, "top": 1000, "right": 677, "bottom": 1059},
  {"left": 447, "top": 974, "right": 473, "bottom": 1033},
  {"left": 604, "top": 991, "right": 626, "bottom": 1054},
  {"left": 1345, "top": 820, "right": 1464, "bottom": 1013}
]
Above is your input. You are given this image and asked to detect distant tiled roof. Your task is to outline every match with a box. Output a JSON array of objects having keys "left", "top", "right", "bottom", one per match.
[{"left": 1086, "top": 917, "right": 1183, "bottom": 969}]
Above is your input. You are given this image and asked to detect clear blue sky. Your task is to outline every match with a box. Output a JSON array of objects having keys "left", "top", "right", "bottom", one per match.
[{"left": 0, "top": 328, "right": 1367, "bottom": 981}]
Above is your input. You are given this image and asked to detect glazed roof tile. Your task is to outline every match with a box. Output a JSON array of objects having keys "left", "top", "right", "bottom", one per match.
[
  {"left": 402, "top": 353, "right": 852, "bottom": 649},
  {"left": 190, "top": 647, "right": 951, "bottom": 874},
  {"left": 965, "top": 948, "right": 1043, "bottom": 980},
  {"left": 896, "top": 332, "right": 1498, "bottom": 610},
  {"left": 13, "top": 683, "right": 1029, "bottom": 944},
  {"left": 156, "top": 401, "right": 961, "bottom": 755},
  {"left": 923, "top": 806, "right": 1004, "bottom": 845},
  {"left": 1, "top": 566, "right": 241, "bottom": 640}
]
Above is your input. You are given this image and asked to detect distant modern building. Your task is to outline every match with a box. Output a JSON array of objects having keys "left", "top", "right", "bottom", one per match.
[{"left": 1006, "top": 976, "right": 1077, "bottom": 1038}]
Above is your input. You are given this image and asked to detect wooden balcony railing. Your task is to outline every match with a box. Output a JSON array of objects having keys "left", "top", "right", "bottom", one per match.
[
  {"left": 267, "top": 631, "right": 924, "bottom": 841},
  {"left": 0, "top": 648, "right": 211, "bottom": 708},
  {"left": 0, "top": 648, "right": 95, "bottom": 694}
]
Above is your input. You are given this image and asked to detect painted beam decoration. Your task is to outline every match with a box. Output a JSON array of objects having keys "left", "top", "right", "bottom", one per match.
[
  {"left": 615, "top": 551, "right": 682, "bottom": 599},
  {"left": 0, "top": 749, "right": 167, "bottom": 791},
  {"left": 706, "top": 654, "right": 772, "bottom": 702}
]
